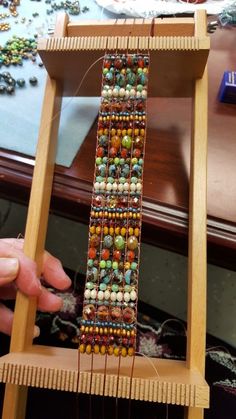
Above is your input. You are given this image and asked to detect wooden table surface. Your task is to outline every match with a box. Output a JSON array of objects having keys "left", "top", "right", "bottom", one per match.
[{"left": 0, "top": 27, "right": 236, "bottom": 270}]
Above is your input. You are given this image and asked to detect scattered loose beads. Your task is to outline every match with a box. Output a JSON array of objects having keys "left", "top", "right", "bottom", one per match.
[
  {"left": 0, "top": 71, "right": 38, "bottom": 94},
  {"left": 79, "top": 53, "right": 149, "bottom": 357},
  {"left": 0, "top": 36, "right": 37, "bottom": 67}
]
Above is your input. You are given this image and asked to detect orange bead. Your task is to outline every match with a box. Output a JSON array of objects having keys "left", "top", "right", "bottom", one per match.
[
  {"left": 121, "top": 227, "right": 126, "bottom": 236},
  {"left": 86, "top": 344, "right": 92, "bottom": 355},
  {"left": 121, "top": 347, "right": 127, "bottom": 357},
  {"left": 100, "top": 345, "right": 106, "bottom": 355},
  {"left": 128, "top": 347, "right": 134, "bottom": 356},
  {"left": 94, "top": 344, "right": 100, "bottom": 354},
  {"left": 134, "top": 228, "right": 139, "bottom": 237},
  {"left": 79, "top": 344, "right": 85, "bottom": 353},
  {"left": 114, "top": 347, "right": 120, "bottom": 357},
  {"left": 103, "top": 226, "right": 109, "bottom": 235}
]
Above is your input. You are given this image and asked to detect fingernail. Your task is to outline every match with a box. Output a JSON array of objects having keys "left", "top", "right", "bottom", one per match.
[
  {"left": 33, "top": 325, "right": 40, "bottom": 338},
  {"left": 0, "top": 258, "right": 19, "bottom": 282}
]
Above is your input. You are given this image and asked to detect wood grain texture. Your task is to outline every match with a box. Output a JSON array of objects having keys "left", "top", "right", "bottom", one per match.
[
  {"left": 0, "top": 346, "right": 209, "bottom": 408},
  {"left": 0, "top": 27, "right": 235, "bottom": 269},
  {"left": 1, "top": 12, "right": 69, "bottom": 419}
]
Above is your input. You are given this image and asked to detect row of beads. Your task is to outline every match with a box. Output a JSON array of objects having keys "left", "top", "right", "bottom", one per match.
[{"left": 80, "top": 54, "right": 149, "bottom": 357}]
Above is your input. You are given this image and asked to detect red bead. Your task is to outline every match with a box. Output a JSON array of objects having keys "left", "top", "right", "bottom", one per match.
[
  {"left": 127, "top": 250, "right": 135, "bottom": 262},
  {"left": 121, "top": 148, "right": 128, "bottom": 158},
  {"left": 101, "top": 248, "right": 110, "bottom": 260},
  {"left": 88, "top": 247, "right": 97, "bottom": 259},
  {"left": 138, "top": 57, "right": 144, "bottom": 68},
  {"left": 114, "top": 58, "right": 123, "bottom": 69},
  {"left": 109, "top": 147, "right": 118, "bottom": 157},
  {"left": 104, "top": 60, "right": 111, "bottom": 69},
  {"left": 133, "top": 148, "right": 141, "bottom": 158},
  {"left": 113, "top": 250, "right": 121, "bottom": 260},
  {"left": 97, "top": 147, "right": 105, "bottom": 157}
]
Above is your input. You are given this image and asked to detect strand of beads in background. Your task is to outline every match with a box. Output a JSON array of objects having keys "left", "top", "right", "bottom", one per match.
[{"left": 79, "top": 53, "right": 149, "bottom": 358}]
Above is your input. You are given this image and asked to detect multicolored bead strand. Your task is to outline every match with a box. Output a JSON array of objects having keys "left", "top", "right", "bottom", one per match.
[{"left": 79, "top": 53, "right": 149, "bottom": 357}]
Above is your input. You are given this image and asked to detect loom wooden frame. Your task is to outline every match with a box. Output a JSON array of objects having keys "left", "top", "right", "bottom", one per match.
[{"left": 0, "top": 10, "right": 209, "bottom": 419}]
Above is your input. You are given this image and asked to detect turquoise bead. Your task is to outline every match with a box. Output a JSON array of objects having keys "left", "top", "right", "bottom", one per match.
[
  {"left": 131, "top": 262, "right": 138, "bottom": 270},
  {"left": 114, "top": 235, "right": 125, "bottom": 250},
  {"left": 87, "top": 259, "right": 94, "bottom": 267},
  {"left": 100, "top": 283, "right": 107, "bottom": 291}
]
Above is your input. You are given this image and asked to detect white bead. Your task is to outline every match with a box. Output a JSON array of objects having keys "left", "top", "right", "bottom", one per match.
[
  {"left": 119, "top": 88, "right": 125, "bottom": 97},
  {"left": 110, "top": 291, "right": 117, "bottom": 302},
  {"left": 84, "top": 289, "right": 91, "bottom": 299},
  {"left": 100, "top": 181, "right": 105, "bottom": 190},
  {"left": 116, "top": 292, "right": 123, "bottom": 302},
  {"left": 124, "top": 182, "right": 129, "bottom": 191},
  {"left": 124, "top": 292, "right": 130, "bottom": 302},
  {"left": 106, "top": 183, "right": 112, "bottom": 191},
  {"left": 94, "top": 182, "right": 100, "bottom": 191},
  {"left": 118, "top": 183, "right": 124, "bottom": 192},
  {"left": 130, "top": 183, "right": 136, "bottom": 191},
  {"left": 142, "top": 90, "right": 147, "bottom": 99},
  {"left": 136, "top": 182, "right": 142, "bottom": 191},
  {"left": 104, "top": 290, "right": 110, "bottom": 300},
  {"left": 136, "top": 91, "right": 141, "bottom": 99},
  {"left": 130, "top": 88, "right": 136, "bottom": 97},
  {"left": 103, "top": 85, "right": 109, "bottom": 91},
  {"left": 97, "top": 291, "right": 104, "bottom": 301},
  {"left": 130, "top": 290, "right": 137, "bottom": 301},
  {"left": 125, "top": 90, "right": 130, "bottom": 98},
  {"left": 107, "top": 89, "right": 113, "bottom": 98},
  {"left": 113, "top": 88, "right": 119, "bottom": 97},
  {"left": 102, "top": 90, "right": 108, "bottom": 98},
  {"left": 112, "top": 182, "right": 118, "bottom": 191},
  {"left": 90, "top": 289, "right": 97, "bottom": 299}
]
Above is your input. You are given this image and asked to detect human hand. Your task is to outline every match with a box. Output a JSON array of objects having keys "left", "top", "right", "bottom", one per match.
[{"left": 0, "top": 238, "right": 71, "bottom": 336}]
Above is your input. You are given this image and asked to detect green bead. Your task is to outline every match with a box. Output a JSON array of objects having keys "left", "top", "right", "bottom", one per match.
[
  {"left": 112, "top": 261, "right": 118, "bottom": 270},
  {"left": 86, "top": 282, "right": 94, "bottom": 290},
  {"left": 137, "top": 84, "right": 143, "bottom": 92},
  {"left": 114, "top": 235, "right": 125, "bottom": 250},
  {"left": 124, "top": 285, "right": 132, "bottom": 292},
  {"left": 100, "top": 260, "right": 106, "bottom": 269},
  {"left": 88, "top": 259, "right": 94, "bottom": 267},
  {"left": 132, "top": 158, "right": 138, "bottom": 165},
  {"left": 119, "top": 177, "right": 126, "bottom": 184},
  {"left": 112, "top": 284, "right": 119, "bottom": 292},
  {"left": 131, "top": 262, "right": 138, "bottom": 270},
  {"left": 107, "top": 177, "right": 114, "bottom": 184},
  {"left": 100, "top": 283, "right": 107, "bottom": 291},
  {"left": 122, "top": 135, "right": 132, "bottom": 149},
  {"left": 114, "top": 157, "right": 120, "bottom": 165},
  {"left": 106, "top": 260, "right": 112, "bottom": 269},
  {"left": 103, "top": 68, "right": 108, "bottom": 75},
  {"left": 96, "top": 157, "right": 102, "bottom": 165},
  {"left": 131, "top": 176, "right": 138, "bottom": 184}
]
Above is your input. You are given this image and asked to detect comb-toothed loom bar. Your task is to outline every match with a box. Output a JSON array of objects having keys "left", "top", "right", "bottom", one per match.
[
  {"left": 0, "top": 347, "right": 209, "bottom": 408},
  {"left": 37, "top": 35, "right": 209, "bottom": 97}
]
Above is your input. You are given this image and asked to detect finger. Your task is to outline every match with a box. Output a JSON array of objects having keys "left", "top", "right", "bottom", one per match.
[
  {"left": 0, "top": 257, "right": 19, "bottom": 285},
  {"left": 0, "top": 240, "right": 41, "bottom": 297},
  {"left": 0, "top": 303, "right": 40, "bottom": 337},
  {"left": 0, "top": 303, "right": 13, "bottom": 335},
  {"left": 37, "top": 287, "right": 63, "bottom": 312},
  {"left": 42, "top": 251, "right": 71, "bottom": 290}
]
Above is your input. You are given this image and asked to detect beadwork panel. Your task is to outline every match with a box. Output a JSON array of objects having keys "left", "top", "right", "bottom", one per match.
[{"left": 79, "top": 53, "right": 149, "bottom": 357}]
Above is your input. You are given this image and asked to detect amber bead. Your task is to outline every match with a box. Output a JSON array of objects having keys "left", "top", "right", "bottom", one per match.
[
  {"left": 86, "top": 344, "right": 92, "bottom": 355},
  {"left": 111, "top": 135, "right": 121, "bottom": 149},
  {"left": 90, "top": 234, "right": 100, "bottom": 247},
  {"left": 79, "top": 344, "right": 86, "bottom": 353},
  {"left": 100, "top": 345, "right": 106, "bottom": 355},
  {"left": 94, "top": 344, "right": 100, "bottom": 354},
  {"left": 121, "top": 347, "right": 127, "bottom": 357},
  {"left": 114, "top": 347, "right": 120, "bottom": 357}
]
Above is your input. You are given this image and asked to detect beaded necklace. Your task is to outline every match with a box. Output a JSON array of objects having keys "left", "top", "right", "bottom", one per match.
[{"left": 79, "top": 53, "right": 149, "bottom": 358}]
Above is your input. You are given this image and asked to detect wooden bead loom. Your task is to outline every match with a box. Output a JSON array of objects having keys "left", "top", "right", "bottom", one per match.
[{"left": 0, "top": 10, "right": 210, "bottom": 419}]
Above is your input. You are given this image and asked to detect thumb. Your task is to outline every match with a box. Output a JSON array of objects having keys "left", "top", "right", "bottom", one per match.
[{"left": 0, "top": 258, "right": 19, "bottom": 286}]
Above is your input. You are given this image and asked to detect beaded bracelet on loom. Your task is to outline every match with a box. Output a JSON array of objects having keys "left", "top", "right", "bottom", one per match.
[{"left": 79, "top": 52, "right": 149, "bottom": 358}]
